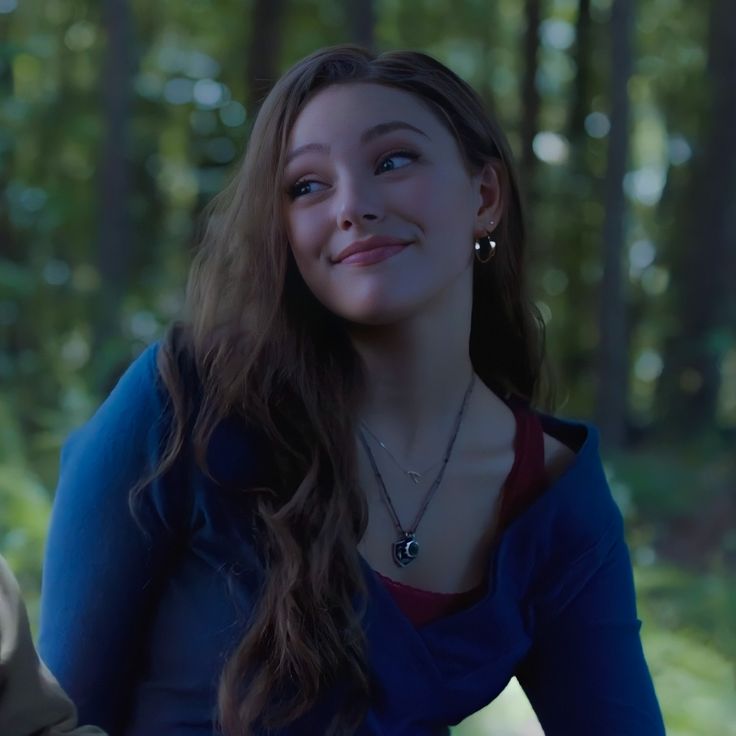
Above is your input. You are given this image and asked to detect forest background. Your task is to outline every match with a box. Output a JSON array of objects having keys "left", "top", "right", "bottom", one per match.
[{"left": 0, "top": 0, "right": 734, "bottom": 734}]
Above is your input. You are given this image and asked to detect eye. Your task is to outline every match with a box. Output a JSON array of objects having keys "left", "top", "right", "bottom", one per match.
[
  {"left": 376, "top": 150, "right": 419, "bottom": 173},
  {"left": 287, "top": 179, "right": 327, "bottom": 200}
]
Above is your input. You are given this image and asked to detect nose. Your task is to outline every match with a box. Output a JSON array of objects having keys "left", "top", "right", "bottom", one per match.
[{"left": 335, "top": 174, "right": 383, "bottom": 231}]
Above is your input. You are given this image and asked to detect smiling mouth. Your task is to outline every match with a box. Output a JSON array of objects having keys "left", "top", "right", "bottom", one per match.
[
  {"left": 337, "top": 244, "right": 410, "bottom": 266},
  {"left": 333, "top": 235, "right": 414, "bottom": 263}
]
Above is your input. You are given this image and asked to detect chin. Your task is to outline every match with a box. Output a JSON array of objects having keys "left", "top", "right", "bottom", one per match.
[
  {"left": 316, "top": 285, "right": 427, "bottom": 326},
  {"left": 339, "top": 304, "right": 416, "bottom": 328}
]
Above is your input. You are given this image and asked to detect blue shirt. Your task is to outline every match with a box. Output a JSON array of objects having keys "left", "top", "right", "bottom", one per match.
[{"left": 39, "top": 342, "right": 666, "bottom": 735}]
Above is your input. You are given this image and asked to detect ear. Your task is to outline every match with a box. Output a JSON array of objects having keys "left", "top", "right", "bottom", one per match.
[{"left": 472, "top": 160, "right": 504, "bottom": 238}]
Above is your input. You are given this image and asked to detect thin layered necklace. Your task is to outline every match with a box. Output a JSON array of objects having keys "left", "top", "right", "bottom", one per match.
[{"left": 357, "top": 371, "right": 476, "bottom": 567}]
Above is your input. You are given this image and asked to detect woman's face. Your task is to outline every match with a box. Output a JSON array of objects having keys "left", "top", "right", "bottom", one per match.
[{"left": 282, "top": 82, "right": 497, "bottom": 325}]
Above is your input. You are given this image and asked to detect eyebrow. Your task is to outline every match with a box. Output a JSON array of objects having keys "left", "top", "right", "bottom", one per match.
[{"left": 284, "top": 120, "right": 430, "bottom": 166}]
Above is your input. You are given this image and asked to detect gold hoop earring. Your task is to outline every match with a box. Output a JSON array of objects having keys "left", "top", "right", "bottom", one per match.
[{"left": 474, "top": 229, "right": 497, "bottom": 264}]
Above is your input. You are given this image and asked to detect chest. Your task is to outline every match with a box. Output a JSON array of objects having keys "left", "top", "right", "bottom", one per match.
[{"left": 356, "top": 442, "right": 516, "bottom": 594}]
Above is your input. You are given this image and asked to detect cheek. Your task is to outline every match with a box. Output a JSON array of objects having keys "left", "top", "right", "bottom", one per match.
[
  {"left": 394, "top": 176, "right": 436, "bottom": 212},
  {"left": 395, "top": 174, "right": 466, "bottom": 229},
  {"left": 287, "top": 208, "right": 325, "bottom": 261}
]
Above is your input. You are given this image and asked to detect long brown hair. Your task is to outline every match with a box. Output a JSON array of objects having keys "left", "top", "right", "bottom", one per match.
[{"left": 142, "top": 44, "right": 553, "bottom": 735}]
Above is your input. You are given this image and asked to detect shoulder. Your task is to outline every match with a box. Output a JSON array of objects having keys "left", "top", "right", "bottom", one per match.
[
  {"left": 77, "top": 333, "right": 201, "bottom": 444},
  {"left": 63, "top": 342, "right": 166, "bottom": 457},
  {"left": 542, "top": 430, "right": 577, "bottom": 485},
  {"left": 101, "top": 340, "right": 163, "bottom": 408},
  {"left": 521, "top": 420, "right": 628, "bottom": 620},
  {"left": 53, "top": 339, "right": 193, "bottom": 537},
  {"left": 530, "top": 410, "right": 623, "bottom": 557}
]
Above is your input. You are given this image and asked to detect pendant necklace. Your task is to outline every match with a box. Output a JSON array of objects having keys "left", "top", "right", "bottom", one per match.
[{"left": 357, "top": 371, "right": 475, "bottom": 568}]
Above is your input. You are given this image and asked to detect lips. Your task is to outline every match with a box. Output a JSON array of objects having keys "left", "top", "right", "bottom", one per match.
[
  {"left": 333, "top": 235, "right": 412, "bottom": 263},
  {"left": 340, "top": 245, "right": 408, "bottom": 266}
]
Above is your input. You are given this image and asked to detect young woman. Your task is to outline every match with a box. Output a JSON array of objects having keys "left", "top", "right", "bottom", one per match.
[{"left": 38, "top": 45, "right": 666, "bottom": 736}]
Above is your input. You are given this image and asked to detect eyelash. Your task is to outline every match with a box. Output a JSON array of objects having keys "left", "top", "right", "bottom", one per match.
[
  {"left": 287, "top": 149, "right": 419, "bottom": 200},
  {"left": 376, "top": 148, "right": 419, "bottom": 173}
]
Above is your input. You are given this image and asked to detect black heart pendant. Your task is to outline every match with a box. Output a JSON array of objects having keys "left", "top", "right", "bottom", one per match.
[{"left": 393, "top": 533, "right": 420, "bottom": 567}]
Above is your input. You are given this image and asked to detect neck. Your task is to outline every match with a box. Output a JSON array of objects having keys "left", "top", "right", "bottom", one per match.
[{"left": 347, "top": 286, "right": 477, "bottom": 462}]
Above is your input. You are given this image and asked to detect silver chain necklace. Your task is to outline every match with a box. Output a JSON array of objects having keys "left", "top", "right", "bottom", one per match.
[
  {"left": 357, "top": 372, "right": 476, "bottom": 568},
  {"left": 358, "top": 421, "right": 444, "bottom": 483}
]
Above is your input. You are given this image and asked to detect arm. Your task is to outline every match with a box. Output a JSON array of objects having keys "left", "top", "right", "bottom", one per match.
[
  {"left": 516, "top": 529, "right": 666, "bottom": 735},
  {"left": 0, "top": 554, "right": 107, "bottom": 735},
  {"left": 38, "top": 344, "right": 188, "bottom": 735}
]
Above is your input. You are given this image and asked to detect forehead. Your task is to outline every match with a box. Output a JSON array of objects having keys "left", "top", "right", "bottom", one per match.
[{"left": 287, "top": 82, "right": 445, "bottom": 145}]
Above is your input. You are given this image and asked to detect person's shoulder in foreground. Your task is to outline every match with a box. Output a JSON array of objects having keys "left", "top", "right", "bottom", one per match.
[{"left": 0, "top": 553, "right": 107, "bottom": 735}]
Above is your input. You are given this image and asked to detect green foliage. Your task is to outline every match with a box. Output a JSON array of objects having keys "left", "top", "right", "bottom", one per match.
[
  {"left": 0, "top": 460, "right": 51, "bottom": 633},
  {"left": 607, "top": 448, "right": 709, "bottom": 520},
  {"left": 637, "top": 606, "right": 736, "bottom": 736},
  {"left": 0, "top": 464, "right": 49, "bottom": 578},
  {"left": 636, "top": 563, "right": 736, "bottom": 671}
]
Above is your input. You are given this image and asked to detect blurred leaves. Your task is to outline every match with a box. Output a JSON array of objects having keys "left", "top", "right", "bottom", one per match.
[{"left": 0, "top": 403, "right": 51, "bottom": 630}]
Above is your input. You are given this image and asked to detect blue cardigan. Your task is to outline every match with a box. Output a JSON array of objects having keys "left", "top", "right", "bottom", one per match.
[{"left": 38, "top": 342, "right": 666, "bottom": 735}]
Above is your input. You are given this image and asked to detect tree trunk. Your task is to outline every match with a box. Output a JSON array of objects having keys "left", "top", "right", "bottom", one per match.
[
  {"left": 0, "top": 17, "right": 20, "bottom": 366},
  {"left": 91, "top": 0, "right": 134, "bottom": 391},
  {"left": 567, "top": 0, "right": 591, "bottom": 143},
  {"left": 594, "top": 0, "right": 634, "bottom": 449},
  {"left": 0, "top": 22, "right": 14, "bottom": 262},
  {"left": 655, "top": 0, "right": 736, "bottom": 438},
  {"left": 520, "top": 0, "right": 542, "bottom": 193},
  {"left": 346, "top": 0, "right": 375, "bottom": 50},
  {"left": 246, "top": 0, "right": 288, "bottom": 113},
  {"left": 554, "top": 0, "right": 593, "bottom": 400}
]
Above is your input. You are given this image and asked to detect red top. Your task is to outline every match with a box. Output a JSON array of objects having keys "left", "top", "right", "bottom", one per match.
[{"left": 373, "top": 396, "right": 549, "bottom": 627}]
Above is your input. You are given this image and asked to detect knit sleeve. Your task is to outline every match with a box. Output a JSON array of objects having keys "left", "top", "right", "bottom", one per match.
[
  {"left": 515, "top": 519, "right": 666, "bottom": 735},
  {"left": 38, "top": 342, "right": 191, "bottom": 735}
]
